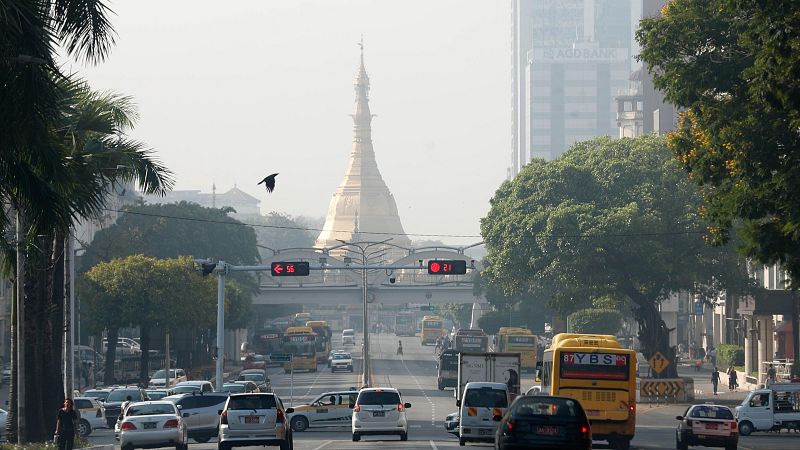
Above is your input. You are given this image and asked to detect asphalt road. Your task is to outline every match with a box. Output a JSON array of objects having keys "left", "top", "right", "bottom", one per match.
[{"left": 79, "top": 332, "right": 800, "bottom": 449}]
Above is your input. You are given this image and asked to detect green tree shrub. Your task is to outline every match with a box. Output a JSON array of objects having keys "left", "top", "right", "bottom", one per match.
[{"left": 567, "top": 309, "right": 623, "bottom": 336}]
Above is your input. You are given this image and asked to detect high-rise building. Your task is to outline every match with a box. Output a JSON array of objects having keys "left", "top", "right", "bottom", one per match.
[
  {"left": 641, "top": 0, "right": 677, "bottom": 135},
  {"left": 510, "top": 0, "right": 637, "bottom": 176}
]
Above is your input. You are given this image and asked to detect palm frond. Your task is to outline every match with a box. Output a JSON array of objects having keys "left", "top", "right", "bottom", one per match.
[{"left": 52, "top": 0, "right": 117, "bottom": 64}]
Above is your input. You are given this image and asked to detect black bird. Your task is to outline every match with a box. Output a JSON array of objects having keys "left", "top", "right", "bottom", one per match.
[{"left": 258, "top": 173, "right": 279, "bottom": 193}]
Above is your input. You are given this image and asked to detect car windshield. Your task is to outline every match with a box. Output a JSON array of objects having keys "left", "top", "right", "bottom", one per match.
[
  {"left": 513, "top": 397, "right": 581, "bottom": 417},
  {"left": 107, "top": 390, "right": 141, "bottom": 402},
  {"left": 333, "top": 354, "right": 351, "bottom": 360},
  {"left": 227, "top": 395, "right": 276, "bottom": 410},
  {"left": 127, "top": 403, "right": 176, "bottom": 416},
  {"left": 464, "top": 388, "right": 508, "bottom": 408},
  {"left": 358, "top": 391, "right": 401, "bottom": 405},
  {"left": 171, "top": 386, "right": 200, "bottom": 394},
  {"left": 239, "top": 374, "right": 264, "bottom": 383},
  {"left": 152, "top": 370, "right": 178, "bottom": 378},
  {"left": 223, "top": 384, "right": 246, "bottom": 393},
  {"left": 690, "top": 405, "right": 734, "bottom": 420},
  {"left": 146, "top": 391, "right": 168, "bottom": 400}
]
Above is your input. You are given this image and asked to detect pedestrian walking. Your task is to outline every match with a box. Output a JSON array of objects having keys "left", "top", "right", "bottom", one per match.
[
  {"left": 728, "top": 367, "right": 738, "bottom": 391},
  {"left": 54, "top": 398, "right": 81, "bottom": 450},
  {"left": 711, "top": 367, "right": 720, "bottom": 395},
  {"left": 709, "top": 347, "right": 717, "bottom": 366},
  {"left": 767, "top": 363, "right": 777, "bottom": 387}
]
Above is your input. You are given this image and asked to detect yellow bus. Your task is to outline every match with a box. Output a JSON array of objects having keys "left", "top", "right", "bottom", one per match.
[
  {"left": 293, "top": 312, "right": 312, "bottom": 327},
  {"left": 497, "top": 327, "right": 538, "bottom": 371},
  {"left": 282, "top": 326, "right": 318, "bottom": 373},
  {"left": 421, "top": 315, "right": 444, "bottom": 345},
  {"left": 305, "top": 320, "right": 332, "bottom": 363},
  {"left": 540, "top": 333, "right": 636, "bottom": 450}
]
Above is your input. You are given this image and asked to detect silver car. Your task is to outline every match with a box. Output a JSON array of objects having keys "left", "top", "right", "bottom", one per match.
[
  {"left": 118, "top": 401, "right": 188, "bottom": 450},
  {"left": 218, "top": 393, "right": 294, "bottom": 450}
]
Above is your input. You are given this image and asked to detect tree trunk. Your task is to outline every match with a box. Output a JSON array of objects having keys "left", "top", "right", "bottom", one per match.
[
  {"left": 139, "top": 325, "right": 151, "bottom": 386},
  {"left": 626, "top": 287, "right": 679, "bottom": 379},
  {"left": 7, "top": 259, "right": 18, "bottom": 442},
  {"left": 105, "top": 327, "right": 119, "bottom": 385}
]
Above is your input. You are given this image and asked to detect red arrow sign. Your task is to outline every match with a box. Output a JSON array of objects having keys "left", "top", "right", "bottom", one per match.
[{"left": 272, "top": 264, "right": 283, "bottom": 275}]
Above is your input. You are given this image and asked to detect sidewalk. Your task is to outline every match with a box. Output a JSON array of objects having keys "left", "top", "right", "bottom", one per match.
[{"left": 678, "top": 360, "right": 754, "bottom": 405}]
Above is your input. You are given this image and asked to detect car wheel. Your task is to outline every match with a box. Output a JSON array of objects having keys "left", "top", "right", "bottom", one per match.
[
  {"left": 738, "top": 421, "right": 754, "bottom": 436},
  {"left": 194, "top": 436, "right": 211, "bottom": 443},
  {"left": 676, "top": 432, "right": 688, "bottom": 450},
  {"left": 77, "top": 419, "right": 92, "bottom": 437},
  {"left": 352, "top": 433, "right": 360, "bottom": 442},
  {"left": 400, "top": 432, "right": 408, "bottom": 441},
  {"left": 290, "top": 416, "right": 309, "bottom": 432}
]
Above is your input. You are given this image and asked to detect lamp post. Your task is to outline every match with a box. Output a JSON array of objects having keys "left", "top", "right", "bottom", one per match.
[{"left": 335, "top": 238, "right": 392, "bottom": 387}]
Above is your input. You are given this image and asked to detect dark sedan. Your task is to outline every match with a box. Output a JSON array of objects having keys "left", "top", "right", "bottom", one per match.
[{"left": 495, "top": 395, "right": 592, "bottom": 450}]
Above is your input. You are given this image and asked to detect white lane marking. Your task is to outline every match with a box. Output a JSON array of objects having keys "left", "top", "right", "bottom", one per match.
[
  {"left": 399, "top": 352, "right": 437, "bottom": 426},
  {"left": 311, "top": 440, "right": 332, "bottom": 450},
  {"left": 429, "top": 440, "right": 439, "bottom": 450}
]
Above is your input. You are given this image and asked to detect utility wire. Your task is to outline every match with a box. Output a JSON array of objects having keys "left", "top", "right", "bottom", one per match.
[{"left": 102, "top": 207, "right": 708, "bottom": 240}]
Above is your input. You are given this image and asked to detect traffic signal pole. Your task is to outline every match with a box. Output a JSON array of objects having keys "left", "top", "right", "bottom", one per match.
[{"left": 215, "top": 261, "right": 226, "bottom": 392}]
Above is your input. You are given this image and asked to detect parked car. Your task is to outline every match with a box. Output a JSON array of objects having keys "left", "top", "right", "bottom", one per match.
[
  {"left": 495, "top": 395, "right": 591, "bottom": 450},
  {"left": 677, "top": 404, "right": 738, "bottom": 450},
  {"left": 330, "top": 352, "right": 354, "bottom": 373},
  {"left": 445, "top": 411, "right": 459, "bottom": 436},
  {"left": 352, "top": 387, "right": 410, "bottom": 441},
  {"left": 165, "top": 392, "right": 229, "bottom": 443},
  {"left": 236, "top": 369, "right": 272, "bottom": 393},
  {"left": 74, "top": 397, "right": 107, "bottom": 436},
  {"left": 218, "top": 393, "right": 294, "bottom": 450},
  {"left": 117, "top": 401, "right": 188, "bottom": 450},
  {"left": 104, "top": 387, "right": 148, "bottom": 428},
  {"left": 170, "top": 380, "right": 214, "bottom": 394},
  {"left": 289, "top": 390, "right": 359, "bottom": 432},
  {"left": 148, "top": 368, "right": 187, "bottom": 389}
]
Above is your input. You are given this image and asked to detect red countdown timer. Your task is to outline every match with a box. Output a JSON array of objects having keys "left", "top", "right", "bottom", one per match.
[
  {"left": 427, "top": 260, "right": 467, "bottom": 275},
  {"left": 270, "top": 261, "right": 310, "bottom": 277}
]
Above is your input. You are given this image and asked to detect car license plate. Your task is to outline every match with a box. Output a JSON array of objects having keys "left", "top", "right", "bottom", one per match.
[
  {"left": 536, "top": 425, "right": 559, "bottom": 436},
  {"left": 479, "top": 429, "right": 493, "bottom": 436},
  {"left": 144, "top": 422, "right": 157, "bottom": 429},
  {"left": 372, "top": 411, "right": 385, "bottom": 417},
  {"left": 245, "top": 416, "right": 259, "bottom": 424},
  {"left": 706, "top": 423, "right": 718, "bottom": 430}
]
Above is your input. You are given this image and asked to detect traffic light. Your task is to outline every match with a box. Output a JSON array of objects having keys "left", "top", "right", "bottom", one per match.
[
  {"left": 270, "top": 261, "right": 310, "bottom": 276},
  {"left": 427, "top": 259, "right": 467, "bottom": 275},
  {"left": 199, "top": 262, "right": 216, "bottom": 277}
]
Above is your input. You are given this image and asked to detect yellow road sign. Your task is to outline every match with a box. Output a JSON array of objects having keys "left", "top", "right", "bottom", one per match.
[{"left": 648, "top": 351, "right": 670, "bottom": 375}]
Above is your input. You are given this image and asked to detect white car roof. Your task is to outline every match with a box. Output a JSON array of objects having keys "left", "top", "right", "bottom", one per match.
[{"left": 464, "top": 382, "right": 508, "bottom": 390}]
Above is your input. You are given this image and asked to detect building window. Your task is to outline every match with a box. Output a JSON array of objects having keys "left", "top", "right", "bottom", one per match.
[
  {"left": 637, "top": 101, "right": 644, "bottom": 111},
  {"left": 624, "top": 101, "right": 633, "bottom": 112}
]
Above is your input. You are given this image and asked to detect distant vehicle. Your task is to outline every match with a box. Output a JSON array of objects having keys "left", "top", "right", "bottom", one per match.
[
  {"left": 735, "top": 383, "right": 800, "bottom": 435},
  {"left": 148, "top": 368, "right": 186, "bottom": 389},
  {"left": 289, "top": 390, "right": 359, "bottom": 432},
  {"left": 242, "top": 354, "right": 268, "bottom": 370},
  {"left": 282, "top": 327, "right": 318, "bottom": 373},
  {"left": 352, "top": 387, "right": 411, "bottom": 442},
  {"left": 251, "top": 326, "right": 284, "bottom": 366},
  {"left": 144, "top": 390, "right": 169, "bottom": 401},
  {"left": 117, "top": 401, "right": 188, "bottom": 450},
  {"left": 171, "top": 380, "right": 213, "bottom": 394},
  {"left": 104, "top": 387, "right": 147, "bottom": 428},
  {"left": 306, "top": 320, "right": 333, "bottom": 363},
  {"left": 164, "top": 392, "right": 229, "bottom": 443},
  {"left": 221, "top": 383, "right": 254, "bottom": 394},
  {"left": 539, "top": 333, "right": 637, "bottom": 449},
  {"left": 437, "top": 349, "right": 459, "bottom": 390},
  {"left": 293, "top": 312, "right": 312, "bottom": 327},
  {"left": 74, "top": 397, "right": 107, "bottom": 436},
  {"left": 497, "top": 327, "right": 538, "bottom": 371},
  {"left": 102, "top": 337, "right": 141, "bottom": 355},
  {"left": 454, "top": 329, "right": 489, "bottom": 352},
  {"left": 444, "top": 411, "right": 459, "bottom": 436},
  {"left": 421, "top": 316, "right": 445, "bottom": 345},
  {"left": 330, "top": 352, "right": 353, "bottom": 373},
  {"left": 395, "top": 312, "right": 416, "bottom": 336},
  {"left": 342, "top": 329, "right": 355, "bottom": 346},
  {"left": 328, "top": 349, "right": 348, "bottom": 367},
  {"left": 456, "top": 352, "right": 522, "bottom": 402},
  {"left": 457, "top": 382, "right": 510, "bottom": 446},
  {"left": 676, "top": 404, "right": 738, "bottom": 450},
  {"left": 82, "top": 388, "right": 112, "bottom": 403},
  {"left": 218, "top": 393, "right": 294, "bottom": 450},
  {"left": 495, "top": 395, "right": 592, "bottom": 450},
  {"left": 236, "top": 369, "right": 272, "bottom": 393}
]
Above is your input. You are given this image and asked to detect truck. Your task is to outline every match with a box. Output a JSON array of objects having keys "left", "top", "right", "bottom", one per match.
[
  {"left": 735, "top": 383, "right": 800, "bottom": 435},
  {"left": 454, "top": 329, "right": 488, "bottom": 352},
  {"left": 456, "top": 352, "right": 521, "bottom": 403},
  {"left": 395, "top": 312, "right": 416, "bottom": 336}
]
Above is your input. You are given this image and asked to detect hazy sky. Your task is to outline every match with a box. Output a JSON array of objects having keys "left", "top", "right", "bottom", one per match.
[{"left": 70, "top": 1, "right": 510, "bottom": 245}]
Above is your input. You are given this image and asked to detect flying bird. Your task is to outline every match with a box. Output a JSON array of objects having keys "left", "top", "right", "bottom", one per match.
[{"left": 258, "top": 173, "right": 279, "bottom": 193}]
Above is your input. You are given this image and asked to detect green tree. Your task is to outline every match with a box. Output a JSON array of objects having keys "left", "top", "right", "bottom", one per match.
[
  {"left": 481, "top": 136, "right": 746, "bottom": 378},
  {"left": 637, "top": 1, "right": 800, "bottom": 362},
  {"left": 477, "top": 310, "right": 509, "bottom": 335},
  {"left": 252, "top": 212, "right": 319, "bottom": 257},
  {"left": 568, "top": 309, "right": 623, "bottom": 336}
]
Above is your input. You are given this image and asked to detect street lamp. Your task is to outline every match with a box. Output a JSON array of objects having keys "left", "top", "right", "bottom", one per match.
[{"left": 335, "top": 238, "right": 392, "bottom": 387}]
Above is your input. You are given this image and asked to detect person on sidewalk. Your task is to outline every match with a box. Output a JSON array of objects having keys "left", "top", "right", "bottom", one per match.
[
  {"left": 54, "top": 398, "right": 81, "bottom": 450},
  {"left": 767, "top": 363, "right": 777, "bottom": 387},
  {"left": 711, "top": 367, "right": 720, "bottom": 395},
  {"left": 728, "top": 367, "right": 738, "bottom": 391}
]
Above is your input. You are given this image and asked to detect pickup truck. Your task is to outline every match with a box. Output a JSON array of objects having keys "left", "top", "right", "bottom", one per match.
[{"left": 735, "top": 383, "right": 800, "bottom": 435}]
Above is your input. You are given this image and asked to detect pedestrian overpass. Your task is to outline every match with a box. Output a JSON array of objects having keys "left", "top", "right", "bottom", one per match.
[{"left": 254, "top": 242, "right": 488, "bottom": 306}]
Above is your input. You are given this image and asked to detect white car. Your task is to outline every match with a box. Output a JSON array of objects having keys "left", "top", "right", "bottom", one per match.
[
  {"left": 148, "top": 369, "right": 187, "bottom": 389},
  {"left": 342, "top": 329, "right": 355, "bottom": 346},
  {"left": 218, "top": 393, "right": 294, "bottom": 450},
  {"left": 289, "top": 390, "right": 358, "bottom": 432},
  {"left": 74, "top": 397, "right": 107, "bottom": 436},
  {"left": 352, "top": 387, "right": 410, "bottom": 441},
  {"left": 331, "top": 352, "right": 354, "bottom": 373},
  {"left": 117, "top": 401, "right": 188, "bottom": 450},
  {"left": 170, "top": 380, "right": 213, "bottom": 394}
]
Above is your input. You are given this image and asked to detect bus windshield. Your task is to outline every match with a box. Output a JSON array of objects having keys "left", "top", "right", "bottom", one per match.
[
  {"left": 508, "top": 336, "right": 535, "bottom": 347},
  {"left": 560, "top": 352, "right": 630, "bottom": 381},
  {"left": 424, "top": 321, "right": 442, "bottom": 329},
  {"left": 439, "top": 351, "right": 458, "bottom": 371},
  {"left": 282, "top": 335, "right": 315, "bottom": 358}
]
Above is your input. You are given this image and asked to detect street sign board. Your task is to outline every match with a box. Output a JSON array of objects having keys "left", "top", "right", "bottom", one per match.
[
  {"left": 427, "top": 260, "right": 467, "bottom": 275},
  {"left": 693, "top": 302, "right": 704, "bottom": 316},
  {"left": 648, "top": 351, "right": 670, "bottom": 375},
  {"left": 269, "top": 354, "right": 292, "bottom": 362},
  {"left": 270, "top": 262, "right": 310, "bottom": 276}
]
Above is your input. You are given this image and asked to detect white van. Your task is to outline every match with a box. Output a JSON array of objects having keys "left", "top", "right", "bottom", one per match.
[
  {"left": 342, "top": 329, "right": 355, "bottom": 346},
  {"left": 735, "top": 383, "right": 800, "bottom": 435},
  {"left": 457, "top": 381, "right": 510, "bottom": 446}
]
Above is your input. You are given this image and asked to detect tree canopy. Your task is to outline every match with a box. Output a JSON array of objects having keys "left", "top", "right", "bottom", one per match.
[
  {"left": 480, "top": 135, "right": 748, "bottom": 377},
  {"left": 637, "top": 0, "right": 800, "bottom": 279}
]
